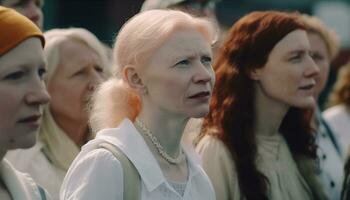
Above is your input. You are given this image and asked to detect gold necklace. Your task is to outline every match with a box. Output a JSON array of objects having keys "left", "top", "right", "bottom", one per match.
[{"left": 135, "top": 118, "right": 185, "bottom": 164}]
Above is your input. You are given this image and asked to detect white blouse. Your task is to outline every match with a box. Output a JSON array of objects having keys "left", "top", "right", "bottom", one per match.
[
  {"left": 60, "top": 118, "right": 215, "bottom": 200},
  {"left": 6, "top": 141, "right": 66, "bottom": 200},
  {"left": 0, "top": 159, "right": 51, "bottom": 200},
  {"left": 323, "top": 104, "right": 350, "bottom": 158}
]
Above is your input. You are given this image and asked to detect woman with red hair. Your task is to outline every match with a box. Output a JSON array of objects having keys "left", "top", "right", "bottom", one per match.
[{"left": 196, "top": 11, "right": 328, "bottom": 200}]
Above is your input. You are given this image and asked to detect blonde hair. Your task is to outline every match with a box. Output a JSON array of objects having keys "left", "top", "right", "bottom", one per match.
[
  {"left": 38, "top": 28, "right": 112, "bottom": 170},
  {"left": 90, "top": 9, "right": 217, "bottom": 133},
  {"left": 327, "top": 62, "right": 350, "bottom": 107},
  {"left": 299, "top": 14, "right": 340, "bottom": 60},
  {"left": 43, "top": 28, "right": 111, "bottom": 84}
]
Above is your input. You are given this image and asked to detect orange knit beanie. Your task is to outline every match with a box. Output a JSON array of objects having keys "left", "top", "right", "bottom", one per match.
[{"left": 0, "top": 6, "right": 44, "bottom": 55}]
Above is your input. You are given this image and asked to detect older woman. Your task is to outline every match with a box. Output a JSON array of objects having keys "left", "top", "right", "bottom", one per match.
[
  {"left": 60, "top": 9, "right": 217, "bottom": 200},
  {"left": 6, "top": 28, "right": 111, "bottom": 199},
  {"left": 0, "top": 6, "right": 50, "bottom": 199},
  {"left": 195, "top": 11, "right": 328, "bottom": 200}
]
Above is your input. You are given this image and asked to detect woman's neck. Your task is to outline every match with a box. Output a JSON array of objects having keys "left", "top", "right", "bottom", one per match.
[
  {"left": 254, "top": 84, "right": 289, "bottom": 136},
  {"left": 54, "top": 117, "right": 89, "bottom": 146},
  {"left": 136, "top": 107, "right": 188, "bottom": 157}
]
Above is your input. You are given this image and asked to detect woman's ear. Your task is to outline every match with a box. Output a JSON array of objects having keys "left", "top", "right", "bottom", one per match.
[
  {"left": 123, "top": 65, "right": 147, "bottom": 94},
  {"left": 248, "top": 68, "right": 260, "bottom": 81}
]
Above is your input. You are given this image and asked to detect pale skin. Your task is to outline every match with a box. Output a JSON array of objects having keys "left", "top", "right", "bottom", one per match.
[
  {"left": 251, "top": 30, "right": 319, "bottom": 136},
  {"left": 0, "top": 38, "right": 50, "bottom": 199},
  {"left": 48, "top": 40, "right": 104, "bottom": 146},
  {"left": 308, "top": 32, "right": 331, "bottom": 100},
  {"left": 307, "top": 32, "right": 332, "bottom": 128},
  {"left": 125, "top": 29, "right": 214, "bottom": 182}
]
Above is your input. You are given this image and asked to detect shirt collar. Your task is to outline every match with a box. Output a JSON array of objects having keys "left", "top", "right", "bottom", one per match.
[
  {"left": 95, "top": 118, "right": 202, "bottom": 192},
  {"left": 0, "top": 159, "right": 32, "bottom": 199}
]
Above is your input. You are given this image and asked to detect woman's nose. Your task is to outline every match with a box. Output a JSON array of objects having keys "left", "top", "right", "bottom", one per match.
[
  {"left": 25, "top": 82, "right": 50, "bottom": 106},
  {"left": 304, "top": 55, "right": 320, "bottom": 78}
]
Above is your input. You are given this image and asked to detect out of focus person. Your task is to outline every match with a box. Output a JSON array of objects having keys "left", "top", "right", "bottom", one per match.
[
  {"left": 61, "top": 9, "right": 217, "bottom": 200},
  {"left": 0, "top": 0, "right": 44, "bottom": 29},
  {"left": 342, "top": 155, "right": 350, "bottom": 200},
  {"left": 299, "top": 14, "right": 343, "bottom": 200},
  {"left": 0, "top": 6, "right": 50, "bottom": 199},
  {"left": 141, "top": 0, "right": 219, "bottom": 21},
  {"left": 196, "top": 11, "right": 328, "bottom": 200},
  {"left": 324, "top": 62, "right": 350, "bottom": 157},
  {"left": 6, "top": 28, "right": 111, "bottom": 199}
]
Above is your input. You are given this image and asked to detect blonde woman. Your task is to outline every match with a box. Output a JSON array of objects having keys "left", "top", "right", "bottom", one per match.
[
  {"left": 60, "top": 9, "right": 217, "bottom": 199},
  {"left": 298, "top": 14, "right": 343, "bottom": 200},
  {"left": 324, "top": 63, "right": 350, "bottom": 157},
  {"left": 6, "top": 28, "right": 111, "bottom": 199}
]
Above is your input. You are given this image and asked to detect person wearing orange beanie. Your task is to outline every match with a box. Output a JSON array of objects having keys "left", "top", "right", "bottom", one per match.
[{"left": 0, "top": 6, "right": 50, "bottom": 200}]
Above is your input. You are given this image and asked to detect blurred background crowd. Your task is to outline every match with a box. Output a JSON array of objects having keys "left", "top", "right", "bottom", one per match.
[{"left": 2, "top": 0, "right": 350, "bottom": 199}]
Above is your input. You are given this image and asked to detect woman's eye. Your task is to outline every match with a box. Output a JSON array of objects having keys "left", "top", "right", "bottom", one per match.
[
  {"left": 4, "top": 71, "right": 25, "bottom": 80},
  {"left": 73, "top": 70, "right": 84, "bottom": 76},
  {"left": 38, "top": 68, "right": 46, "bottom": 80},
  {"left": 289, "top": 54, "right": 302, "bottom": 63},
  {"left": 311, "top": 53, "right": 325, "bottom": 62},
  {"left": 201, "top": 56, "right": 212, "bottom": 64},
  {"left": 176, "top": 59, "right": 190, "bottom": 66},
  {"left": 36, "top": 0, "right": 44, "bottom": 7},
  {"left": 94, "top": 66, "right": 104, "bottom": 73}
]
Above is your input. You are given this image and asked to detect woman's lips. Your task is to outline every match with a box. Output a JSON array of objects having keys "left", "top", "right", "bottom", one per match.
[
  {"left": 299, "top": 83, "right": 315, "bottom": 90},
  {"left": 18, "top": 115, "right": 42, "bottom": 129},
  {"left": 188, "top": 91, "right": 211, "bottom": 99}
]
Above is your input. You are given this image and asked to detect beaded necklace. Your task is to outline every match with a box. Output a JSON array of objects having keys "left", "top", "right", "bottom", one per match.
[{"left": 135, "top": 118, "right": 185, "bottom": 164}]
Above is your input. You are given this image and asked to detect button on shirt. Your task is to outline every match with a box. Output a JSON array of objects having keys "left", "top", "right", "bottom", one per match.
[
  {"left": 316, "top": 110, "right": 344, "bottom": 200},
  {"left": 60, "top": 118, "right": 215, "bottom": 200}
]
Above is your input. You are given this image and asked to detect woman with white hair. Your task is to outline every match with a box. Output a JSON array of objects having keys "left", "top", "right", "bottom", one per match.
[
  {"left": 6, "top": 27, "right": 111, "bottom": 199},
  {"left": 60, "top": 9, "right": 217, "bottom": 200}
]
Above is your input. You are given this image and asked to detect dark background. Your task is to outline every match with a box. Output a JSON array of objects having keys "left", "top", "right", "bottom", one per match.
[{"left": 42, "top": 0, "right": 350, "bottom": 108}]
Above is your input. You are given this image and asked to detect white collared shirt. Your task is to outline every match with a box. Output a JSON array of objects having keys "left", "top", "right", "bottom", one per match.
[
  {"left": 60, "top": 118, "right": 215, "bottom": 200},
  {"left": 0, "top": 159, "right": 51, "bottom": 200}
]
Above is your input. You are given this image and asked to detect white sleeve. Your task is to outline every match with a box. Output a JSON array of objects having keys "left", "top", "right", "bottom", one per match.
[{"left": 60, "top": 149, "right": 124, "bottom": 200}]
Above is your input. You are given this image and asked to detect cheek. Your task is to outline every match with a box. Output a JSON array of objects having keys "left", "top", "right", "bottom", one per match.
[
  {"left": 0, "top": 87, "right": 21, "bottom": 110},
  {"left": 0, "top": 90, "right": 20, "bottom": 132},
  {"left": 50, "top": 80, "right": 86, "bottom": 101},
  {"left": 319, "top": 64, "right": 330, "bottom": 81}
]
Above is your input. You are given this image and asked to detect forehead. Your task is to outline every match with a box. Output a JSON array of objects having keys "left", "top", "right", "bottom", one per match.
[
  {"left": 307, "top": 33, "right": 328, "bottom": 53},
  {"left": 0, "top": 38, "right": 44, "bottom": 70},
  {"left": 149, "top": 29, "right": 212, "bottom": 62},
  {"left": 56, "top": 40, "right": 100, "bottom": 71},
  {"left": 270, "top": 29, "right": 310, "bottom": 56}
]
